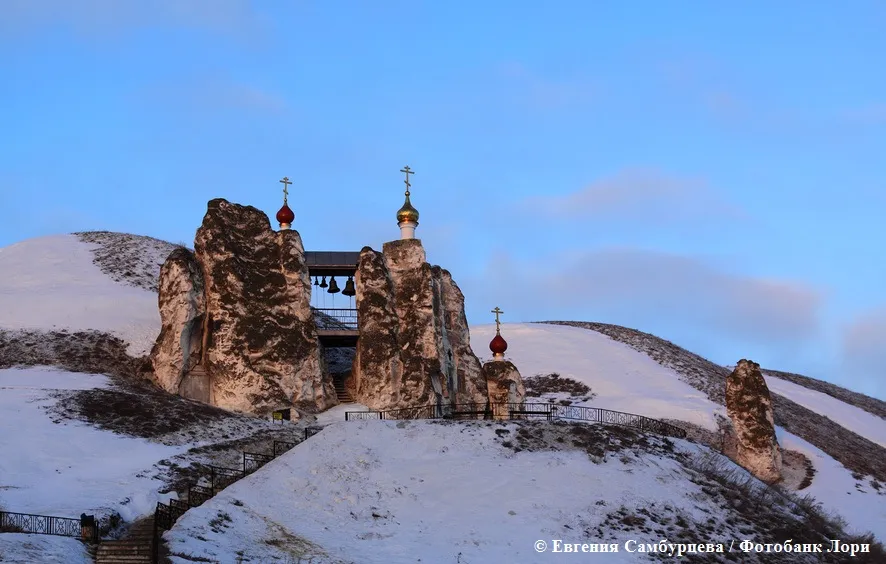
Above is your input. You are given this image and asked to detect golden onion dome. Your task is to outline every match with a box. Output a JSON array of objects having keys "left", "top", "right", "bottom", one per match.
[{"left": 396, "top": 193, "right": 419, "bottom": 224}]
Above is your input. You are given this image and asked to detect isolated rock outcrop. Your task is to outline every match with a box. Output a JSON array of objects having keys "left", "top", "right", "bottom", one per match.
[
  {"left": 151, "top": 199, "right": 336, "bottom": 416},
  {"left": 482, "top": 360, "right": 526, "bottom": 417},
  {"left": 725, "top": 359, "right": 783, "bottom": 483},
  {"left": 352, "top": 239, "right": 488, "bottom": 410},
  {"left": 150, "top": 248, "right": 205, "bottom": 393}
]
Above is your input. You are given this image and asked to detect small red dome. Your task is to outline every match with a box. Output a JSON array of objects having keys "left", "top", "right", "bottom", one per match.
[
  {"left": 489, "top": 333, "right": 508, "bottom": 355},
  {"left": 276, "top": 204, "right": 294, "bottom": 224}
]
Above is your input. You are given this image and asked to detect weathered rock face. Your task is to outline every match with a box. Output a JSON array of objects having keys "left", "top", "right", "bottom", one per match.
[
  {"left": 151, "top": 198, "right": 335, "bottom": 416},
  {"left": 353, "top": 239, "right": 488, "bottom": 410},
  {"left": 150, "top": 248, "right": 205, "bottom": 394},
  {"left": 725, "top": 359, "right": 782, "bottom": 483},
  {"left": 482, "top": 360, "right": 526, "bottom": 417}
]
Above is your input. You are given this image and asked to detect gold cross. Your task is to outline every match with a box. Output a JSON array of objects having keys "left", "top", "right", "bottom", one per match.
[
  {"left": 400, "top": 166, "right": 414, "bottom": 195},
  {"left": 492, "top": 307, "right": 504, "bottom": 332},
  {"left": 279, "top": 177, "right": 291, "bottom": 203}
]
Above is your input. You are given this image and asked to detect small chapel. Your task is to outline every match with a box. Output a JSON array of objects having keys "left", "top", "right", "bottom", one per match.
[{"left": 148, "top": 167, "right": 525, "bottom": 418}]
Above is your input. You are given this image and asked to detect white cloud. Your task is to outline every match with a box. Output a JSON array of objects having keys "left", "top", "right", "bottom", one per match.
[
  {"left": 519, "top": 169, "right": 746, "bottom": 222},
  {"left": 466, "top": 247, "right": 822, "bottom": 346},
  {"left": 841, "top": 307, "right": 886, "bottom": 397}
]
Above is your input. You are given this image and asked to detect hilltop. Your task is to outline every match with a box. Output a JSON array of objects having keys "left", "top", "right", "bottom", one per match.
[{"left": 0, "top": 232, "right": 884, "bottom": 562}]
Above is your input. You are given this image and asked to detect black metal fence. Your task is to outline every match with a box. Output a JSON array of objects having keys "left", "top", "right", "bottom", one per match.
[
  {"left": 273, "top": 440, "right": 297, "bottom": 457},
  {"left": 243, "top": 452, "right": 274, "bottom": 474},
  {"left": 344, "top": 402, "right": 686, "bottom": 438},
  {"left": 0, "top": 511, "right": 97, "bottom": 543},
  {"left": 152, "top": 425, "right": 325, "bottom": 563},
  {"left": 208, "top": 465, "right": 243, "bottom": 491},
  {"left": 313, "top": 308, "right": 358, "bottom": 330}
]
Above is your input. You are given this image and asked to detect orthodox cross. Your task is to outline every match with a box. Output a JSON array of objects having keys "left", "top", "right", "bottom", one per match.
[
  {"left": 400, "top": 166, "right": 414, "bottom": 196},
  {"left": 492, "top": 306, "right": 504, "bottom": 333},
  {"left": 279, "top": 176, "right": 292, "bottom": 204}
]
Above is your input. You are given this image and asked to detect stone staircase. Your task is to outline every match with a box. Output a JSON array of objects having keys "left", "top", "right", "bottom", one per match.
[
  {"left": 334, "top": 380, "right": 354, "bottom": 403},
  {"left": 95, "top": 517, "right": 155, "bottom": 564}
]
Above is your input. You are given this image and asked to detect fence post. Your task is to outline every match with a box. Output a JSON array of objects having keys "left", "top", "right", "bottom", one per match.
[
  {"left": 79, "top": 513, "right": 96, "bottom": 543},
  {"left": 152, "top": 505, "right": 159, "bottom": 564}
]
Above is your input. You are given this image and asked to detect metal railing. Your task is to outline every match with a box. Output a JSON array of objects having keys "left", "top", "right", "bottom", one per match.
[
  {"left": 0, "top": 510, "right": 97, "bottom": 543},
  {"left": 243, "top": 452, "right": 274, "bottom": 474},
  {"left": 344, "top": 402, "right": 687, "bottom": 438},
  {"left": 313, "top": 308, "right": 358, "bottom": 330},
  {"left": 151, "top": 426, "right": 325, "bottom": 563},
  {"left": 273, "top": 440, "right": 298, "bottom": 457},
  {"left": 208, "top": 465, "right": 243, "bottom": 491}
]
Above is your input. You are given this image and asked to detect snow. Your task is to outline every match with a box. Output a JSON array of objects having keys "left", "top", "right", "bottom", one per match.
[
  {"left": 765, "top": 374, "right": 886, "bottom": 448},
  {"left": 0, "top": 533, "right": 92, "bottom": 564},
  {"left": 0, "top": 235, "right": 161, "bottom": 357},
  {"left": 312, "top": 401, "right": 369, "bottom": 426},
  {"left": 776, "top": 428, "right": 886, "bottom": 540},
  {"left": 0, "top": 366, "right": 180, "bottom": 520},
  {"left": 165, "top": 420, "right": 722, "bottom": 564},
  {"left": 470, "top": 323, "right": 725, "bottom": 431},
  {"left": 1, "top": 240, "right": 884, "bottom": 560}
]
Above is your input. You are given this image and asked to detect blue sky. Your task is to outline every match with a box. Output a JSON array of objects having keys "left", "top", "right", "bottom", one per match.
[{"left": 2, "top": 1, "right": 884, "bottom": 398}]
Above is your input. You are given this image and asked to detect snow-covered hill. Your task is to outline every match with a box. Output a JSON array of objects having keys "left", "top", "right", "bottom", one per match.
[
  {"left": 1, "top": 232, "right": 885, "bottom": 562},
  {"left": 0, "top": 232, "right": 175, "bottom": 360},
  {"left": 164, "top": 419, "right": 879, "bottom": 564}
]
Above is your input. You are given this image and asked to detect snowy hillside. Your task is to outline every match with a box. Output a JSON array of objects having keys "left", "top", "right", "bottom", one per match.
[
  {"left": 539, "top": 322, "right": 886, "bottom": 500},
  {"left": 468, "top": 323, "right": 886, "bottom": 542},
  {"left": 0, "top": 366, "right": 310, "bottom": 542},
  {"left": 164, "top": 420, "right": 877, "bottom": 564},
  {"left": 1, "top": 232, "right": 885, "bottom": 562},
  {"left": 0, "top": 233, "right": 175, "bottom": 358}
]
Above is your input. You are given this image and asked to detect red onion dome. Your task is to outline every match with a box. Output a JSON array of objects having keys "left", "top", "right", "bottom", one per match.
[
  {"left": 276, "top": 204, "right": 295, "bottom": 224},
  {"left": 489, "top": 333, "right": 508, "bottom": 355}
]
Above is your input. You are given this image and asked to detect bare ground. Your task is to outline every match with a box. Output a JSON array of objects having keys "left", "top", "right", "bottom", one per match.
[{"left": 73, "top": 231, "right": 179, "bottom": 293}]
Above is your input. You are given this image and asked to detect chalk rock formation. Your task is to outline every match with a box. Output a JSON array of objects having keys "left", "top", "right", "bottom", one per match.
[
  {"left": 482, "top": 360, "right": 526, "bottom": 417},
  {"left": 150, "top": 247, "right": 205, "bottom": 392},
  {"left": 151, "top": 199, "right": 335, "bottom": 416},
  {"left": 352, "top": 239, "right": 488, "bottom": 410},
  {"left": 725, "top": 359, "right": 782, "bottom": 483}
]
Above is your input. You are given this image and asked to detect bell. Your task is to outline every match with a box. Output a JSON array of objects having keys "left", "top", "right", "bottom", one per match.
[
  {"left": 342, "top": 276, "right": 356, "bottom": 297},
  {"left": 313, "top": 277, "right": 319, "bottom": 286},
  {"left": 319, "top": 276, "right": 328, "bottom": 288},
  {"left": 327, "top": 277, "right": 340, "bottom": 294}
]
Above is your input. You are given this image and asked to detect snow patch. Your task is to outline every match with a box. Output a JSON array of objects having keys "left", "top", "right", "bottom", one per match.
[
  {"left": 0, "top": 235, "right": 161, "bottom": 357},
  {"left": 766, "top": 375, "right": 886, "bottom": 448},
  {"left": 470, "top": 323, "right": 725, "bottom": 431},
  {"left": 777, "top": 427, "right": 886, "bottom": 540}
]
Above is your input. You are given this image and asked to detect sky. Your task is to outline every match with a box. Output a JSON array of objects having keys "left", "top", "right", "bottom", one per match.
[{"left": 1, "top": 1, "right": 884, "bottom": 399}]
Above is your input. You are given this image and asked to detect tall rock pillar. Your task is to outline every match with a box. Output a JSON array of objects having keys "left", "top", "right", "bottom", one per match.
[
  {"left": 352, "top": 239, "right": 488, "bottom": 410},
  {"left": 725, "top": 359, "right": 783, "bottom": 483},
  {"left": 151, "top": 198, "right": 336, "bottom": 416}
]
